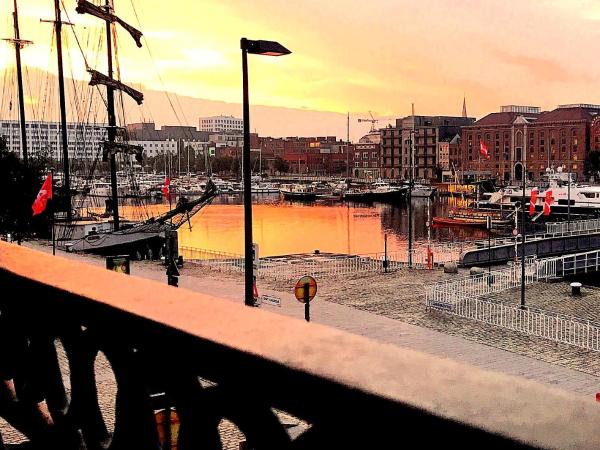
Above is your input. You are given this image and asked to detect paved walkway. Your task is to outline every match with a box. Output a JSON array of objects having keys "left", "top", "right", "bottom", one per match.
[{"left": 26, "top": 244, "right": 600, "bottom": 398}]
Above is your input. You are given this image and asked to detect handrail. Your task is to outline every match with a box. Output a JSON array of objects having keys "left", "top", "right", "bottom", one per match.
[{"left": 1, "top": 242, "right": 600, "bottom": 448}]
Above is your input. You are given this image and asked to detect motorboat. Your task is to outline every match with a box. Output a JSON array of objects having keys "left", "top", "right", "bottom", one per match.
[
  {"left": 343, "top": 181, "right": 405, "bottom": 203},
  {"left": 433, "top": 208, "right": 512, "bottom": 228},
  {"left": 411, "top": 183, "right": 437, "bottom": 198},
  {"left": 279, "top": 183, "right": 317, "bottom": 201}
]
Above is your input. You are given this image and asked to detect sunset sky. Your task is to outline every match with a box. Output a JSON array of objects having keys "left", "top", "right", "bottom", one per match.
[{"left": 1, "top": 0, "right": 600, "bottom": 136}]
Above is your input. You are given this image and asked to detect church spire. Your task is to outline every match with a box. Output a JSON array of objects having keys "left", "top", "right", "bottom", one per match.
[{"left": 462, "top": 96, "right": 468, "bottom": 118}]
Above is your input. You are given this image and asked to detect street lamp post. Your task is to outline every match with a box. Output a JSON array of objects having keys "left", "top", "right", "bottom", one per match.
[
  {"left": 516, "top": 161, "right": 527, "bottom": 309},
  {"left": 241, "top": 38, "right": 291, "bottom": 307}
]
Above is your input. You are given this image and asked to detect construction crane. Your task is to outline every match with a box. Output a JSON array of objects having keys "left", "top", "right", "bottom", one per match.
[{"left": 357, "top": 111, "right": 380, "bottom": 132}]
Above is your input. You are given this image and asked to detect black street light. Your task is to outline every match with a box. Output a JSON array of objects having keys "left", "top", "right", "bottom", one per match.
[
  {"left": 515, "top": 161, "right": 527, "bottom": 309},
  {"left": 241, "top": 38, "right": 291, "bottom": 307}
]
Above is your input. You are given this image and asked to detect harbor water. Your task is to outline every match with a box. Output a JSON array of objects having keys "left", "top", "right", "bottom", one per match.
[{"left": 172, "top": 195, "right": 487, "bottom": 257}]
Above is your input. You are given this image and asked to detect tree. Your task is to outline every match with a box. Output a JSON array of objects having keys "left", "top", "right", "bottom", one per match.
[
  {"left": 0, "top": 137, "right": 51, "bottom": 237},
  {"left": 211, "top": 156, "right": 235, "bottom": 174},
  {"left": 273, "top": 157, "right": 289, "bottom": 174}
]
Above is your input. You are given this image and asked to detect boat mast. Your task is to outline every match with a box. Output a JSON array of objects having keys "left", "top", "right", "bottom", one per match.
[
  {"left": 53, "top": 0, "right": 72, "bottom": 221},
  {"left": 10, "top": 0, "right": 30, "bottom": 165},
  {"left": 346, "top": 111, "right": 349, "bottom": 179},
  {"left": 407, "top": 103, "right": 415, "bottom": 267},
  {"left": 104, "top": 0, "right": 120, "bottom": 231}
]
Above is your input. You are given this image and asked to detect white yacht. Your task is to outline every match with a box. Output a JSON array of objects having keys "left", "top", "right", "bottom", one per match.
[
  {"left": 479, "top": 168, "right": 600, "bottom": 216},
  {"left": 410, "top": 183, "right": 437, "bottom": 198}
]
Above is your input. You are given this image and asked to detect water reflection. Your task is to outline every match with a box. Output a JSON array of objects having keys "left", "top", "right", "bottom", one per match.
[{"left": 173, "top": 194, "right": 488, "bottom": 257}]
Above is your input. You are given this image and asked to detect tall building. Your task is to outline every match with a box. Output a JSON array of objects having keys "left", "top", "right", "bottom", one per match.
[
  {"left": 459, "top": 104, "right": 600, "bottom": 182},
  {"left": 381, "top": 115, "right": 475, "bottom": 180},
  {"left": 0, "top": 120, "right": 107, "bottom": 160},
  {"left": 199, "top": 115, "right": 243, "bottom": 133},
  {"left": 126, "top": 122, "right": 210, "bottom": 158}
]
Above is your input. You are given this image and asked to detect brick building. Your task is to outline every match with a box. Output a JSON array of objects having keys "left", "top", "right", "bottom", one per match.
[
  {"left": 353, "top": 142, "right": 381, "bottom": 178},
  {"left": 460, "top": 104, "right": 600, "bottom": 182},
  {"left": 381, "top": 115, "right": 474, "bottom": 180},
  {"left": 258, "top": 136, "right": 352, "bottom": 175}
]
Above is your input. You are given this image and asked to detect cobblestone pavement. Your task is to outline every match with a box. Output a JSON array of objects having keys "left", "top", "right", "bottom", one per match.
[
  {"left": 486, "top": 281, "right": 600, "bottom": 324},
  {"left": 6, "top": 243, "right": 599, "bottom": 447},
  {"left": 180, "top": 263, "right": 600, "bottom": 381}
]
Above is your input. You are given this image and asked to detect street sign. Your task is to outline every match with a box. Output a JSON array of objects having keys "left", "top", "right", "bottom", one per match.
[
  {"left": 294, "top": 275, "right": 317, "bottom": 303},
  {"left": 512, "top": 228, "right": 518, "bottom": 236},
  {"left": 260, "top": 295, "right": 282, "bottom": 307},
  {"left": 208, "top": 147, "right": 216, "bottom": 157}
]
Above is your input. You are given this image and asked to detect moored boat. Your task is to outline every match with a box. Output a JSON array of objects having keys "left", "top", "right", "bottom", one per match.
[
  {"left": 433, "top": 208, "right": 512, "bottom": 228},
  {"left": 279, "top": 184, "right": 317, "bottom": 200}
]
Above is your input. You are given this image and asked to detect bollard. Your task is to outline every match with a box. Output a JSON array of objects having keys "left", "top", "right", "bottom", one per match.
[
  {"left": 570, "top": 282, "right": 582, "bottom": 296},
  {"left": 444, "top": 262, "right": 458, "bottom": 274}
]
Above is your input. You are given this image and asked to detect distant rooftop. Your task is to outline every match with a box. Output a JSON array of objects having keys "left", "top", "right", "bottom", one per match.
[
  {"left": 500, "top": 105, "right": 541, "bottom": 114},
  {"left": 558, "top": 104, "right": 600, "bottom": 110}
]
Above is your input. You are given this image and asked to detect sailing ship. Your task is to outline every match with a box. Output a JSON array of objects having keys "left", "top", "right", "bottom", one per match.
[{"left": 5, "top": 0, "right": 217, "bottom": 257}]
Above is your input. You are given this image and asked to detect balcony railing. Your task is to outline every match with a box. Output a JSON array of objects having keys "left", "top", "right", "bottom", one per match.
[{"left": 1, "top": 241, "right": 600, "bottom": 449}]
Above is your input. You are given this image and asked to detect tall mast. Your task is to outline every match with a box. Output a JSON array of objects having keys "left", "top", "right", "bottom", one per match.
[
  {"left": 408, "top": 103, "right": 415, "bottom": 267},
  {"left": 76, "top": 0, "right": 144, "bottom": 230},
  {"left": 346, "top": 112, "right": 350, "bottom": 179},
  {"left": 11, "top": 0, "right": 29, "bottom": 165},
  {"left": 105, "top": 0, "right": 119, "bottom": 231},
  {"left": 53, "top": 0, "right": 72, "bottom": 221}
]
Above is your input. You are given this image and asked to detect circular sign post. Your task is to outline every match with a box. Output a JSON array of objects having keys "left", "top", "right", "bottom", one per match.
[{"left": 295, "top": 275, "right": 317, "bottom": 322}]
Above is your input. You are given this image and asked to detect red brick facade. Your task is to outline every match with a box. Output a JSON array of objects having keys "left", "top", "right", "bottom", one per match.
[
  {"left": 353, "top": 143, "right": 381, "bottom": 178},
  {"left": 460, "top": 106, "right": 597, "bottom": 182}
]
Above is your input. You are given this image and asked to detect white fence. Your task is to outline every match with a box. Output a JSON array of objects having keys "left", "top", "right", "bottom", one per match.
[
  {"left": 426, "top": 260, "right": 537, "bottom": 309},
  {"left": 446, "top": 296, "right": 600, "bottom": 352},
  {"left": 180, "top": 244, "right": 466, "bottom": 281},
  {"left": 426, "top": 253, "right": 600, "bottom": 352},
  {"left": 546, "top": 218, "right": 600, "bottom": 235}
]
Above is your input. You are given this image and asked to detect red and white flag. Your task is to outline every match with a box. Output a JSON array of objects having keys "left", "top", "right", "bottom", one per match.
[
  {"left": 32, "top": 173, "right": 53, "bottom": 216},
  {"left": 161, "top": 177, "right": 170, "bottom": 198},
  {"left": 543, "top": 189, "right": 553, "bottom": 216},
  {"left": 479, "top": 140, "right": 490, "bottom": 159},
  {"left": 529, "top": 188, "right": 538, "bottom": 216}
]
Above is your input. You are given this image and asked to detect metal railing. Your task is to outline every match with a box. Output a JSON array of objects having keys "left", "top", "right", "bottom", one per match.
[
  {"left": 443, "top": 296, "right": 600, "bottom": 352},
  {"left": 546, "top": 218, "right": 600, "bottom": 235},
  {"left": 427, "top": 251, "right": 600, "bottom": 352},
  {"left": 181, "top": 243, "right": 472, "bottom": 281},
  {"left": 427, "top": 259, "right": 537, "bottom": 309},
  {"left": 6, "top": 243, "right": 600, "bottom": 448}
]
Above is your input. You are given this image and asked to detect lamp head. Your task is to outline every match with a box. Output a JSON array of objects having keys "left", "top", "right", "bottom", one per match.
[{"left": 241, "top": 38, "right": 291, "bottom": 56}]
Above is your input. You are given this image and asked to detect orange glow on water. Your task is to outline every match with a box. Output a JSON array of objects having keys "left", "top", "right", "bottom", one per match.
[
  {"left": 178, "top": 203, "right": 402, "bottom": 256},
  {"left": 95, "top": 197, "right": 485, "bottom": 256}
]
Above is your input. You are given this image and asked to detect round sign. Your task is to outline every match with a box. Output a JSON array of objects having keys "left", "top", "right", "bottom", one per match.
[
  {"left": 512, "top": 228, "right": 518, "bottom": 236},
  {"left": 294, "top": 275, "right": 317, "bottom": 303}
]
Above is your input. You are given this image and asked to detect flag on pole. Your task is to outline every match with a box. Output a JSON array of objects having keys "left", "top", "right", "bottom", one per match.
[
  {"left": 543, "top": 189, "right": 553, "bottom": 216},
  {"left": 32, "top": 173, "right": 53, "bottom": 216},
  {"left": 529, "top": 188, "right": 538, "bottom": 216},
  {"left": 479, "top": 140, "right": 490, "bottom": 159},
  {"left": 161, "top": 177, "right": 170, "bottom": 198}
]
